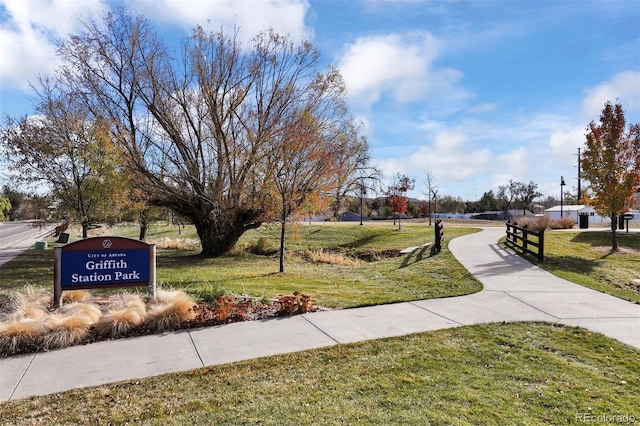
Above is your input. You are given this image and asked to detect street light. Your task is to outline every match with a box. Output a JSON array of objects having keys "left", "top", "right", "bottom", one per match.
[
  {"left": 359, "top": 183, "right": 366, "bottom": 226},
  {"left": 560, "top": 176, "right": 566, "bottom": 218},
  {"left": 431, "top": 190, "right": 438, "bottom": 221}
]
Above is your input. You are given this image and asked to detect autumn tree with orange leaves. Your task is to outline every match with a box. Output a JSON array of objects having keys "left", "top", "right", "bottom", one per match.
[
  {"left": 582, "top": 101, "right": 640, "bottom": 251},
  {"left": 386, "top": 174, "right": 415, "bottom": 230}
]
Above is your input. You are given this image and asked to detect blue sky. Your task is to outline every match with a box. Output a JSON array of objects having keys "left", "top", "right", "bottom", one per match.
[{"left": 1, "top": 0, "right": 639, "bottom": 201}]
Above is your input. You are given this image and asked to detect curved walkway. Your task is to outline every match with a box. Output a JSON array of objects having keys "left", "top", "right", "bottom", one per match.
[{"left": 1, "top": 228, "right": 639, "bottom": 401}]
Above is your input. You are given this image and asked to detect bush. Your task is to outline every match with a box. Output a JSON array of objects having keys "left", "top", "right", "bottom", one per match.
[
  {"left": 549, "top": 217, "right": 575, "bottom": 229},
  {"left": 276, "top": 291, "right": 314, "bottom": 316},
  {"left": 516, "top": 216, "right": 549, "bottom": 232}
]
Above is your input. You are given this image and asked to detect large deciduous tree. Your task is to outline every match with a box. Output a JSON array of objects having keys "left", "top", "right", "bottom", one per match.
[
  {"left": 582, "top": 101, "right": 640, "bottom": 251},
  {"left": 57, "top": 9, "right": 369, "bottom": 256}
]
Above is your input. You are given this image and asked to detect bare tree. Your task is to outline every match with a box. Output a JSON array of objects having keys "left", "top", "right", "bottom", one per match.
[
  {"left": 422, "top": 168, "right": 437, "bottom": 225},
  {"left": 330, "top": 120, "right": 381, "bottom": 220},
  {"left": 56, "top": 9, "right": 368, "bottom": 256}
]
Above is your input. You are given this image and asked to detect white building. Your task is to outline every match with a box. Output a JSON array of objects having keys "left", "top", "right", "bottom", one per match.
[{"left": 544, "top": 205, "right": 609, "bottom": 224}]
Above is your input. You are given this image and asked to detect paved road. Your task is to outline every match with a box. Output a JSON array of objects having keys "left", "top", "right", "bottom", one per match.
[
  {"left": 0, "top": 227, "right": 638, "bottom": 401},
  {"left": 0, "top": 221, "right": 56, "bottom": 267}
]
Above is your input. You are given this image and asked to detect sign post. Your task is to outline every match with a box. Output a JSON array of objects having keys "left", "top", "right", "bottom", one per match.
[{"left": 54, "top": 237, "right": 156, "bottom": 308}]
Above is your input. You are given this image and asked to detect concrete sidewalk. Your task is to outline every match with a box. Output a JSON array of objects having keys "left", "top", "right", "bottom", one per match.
[{"left": 1, "top": 227, "right": 638, "bottom": 401}]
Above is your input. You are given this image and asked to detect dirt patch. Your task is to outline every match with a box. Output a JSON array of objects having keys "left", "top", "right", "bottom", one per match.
[
  {"left": 591, "top": 246, "right": 640, "bottom": 255},
  {"left": 354, "top": 249, "right": 402, "bottom": 262}
]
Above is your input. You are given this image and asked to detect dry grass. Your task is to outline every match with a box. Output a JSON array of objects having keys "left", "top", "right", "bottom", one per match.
[
  {"left": 516, "top": 215, "right": 576, "bottom": 231},
  {"left": 145, "top": 290, "right": 196, "bottom": 332},
  {"left": 45, "top": 303, "right": 103, "bottom": 349},
  {"left": 5, "top": 285, "right": 50, "bottom": 315},
  {"left": 0, "top": 319, "right": 47, "bottom": 355},
  {"left": 549, "top": 217, "right": 576, "bottom": 229},
  {"left": 302, "top": 248, "right": 361, "bottom": 266},
  {"left": 516, "top": 216, "right": 549, "bottom": 232},
  {"left": 95, "top": 294, "right": 147, "bottom": 338},
  {"left": 44, "top": 314, "right": 95, "bottom": 349},
  {"left": 61, "top": 290, "right": 92, "bottom": 304},
  {"left": 148, "top": 237, "right": 200, "bottom": 250}
]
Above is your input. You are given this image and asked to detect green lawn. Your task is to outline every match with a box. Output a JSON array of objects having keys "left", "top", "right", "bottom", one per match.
[
  {"left": 0, "top": 322, "right": 637, "bottom": 425},
  {"left": 0, "top": 222, "right": 482, "bottom": 308}
]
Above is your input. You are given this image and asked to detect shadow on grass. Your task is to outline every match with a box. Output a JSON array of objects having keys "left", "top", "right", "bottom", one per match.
[
  {"left": 570, "top": 232, "right": 640, "bottom": 250},
  {"left": 338, "top": 233, "right": 381, "bottom": 250},
  {"left": 399, "top": 244, "right": 439, "bottom": 268},
  {"left": 497, "top": 242, "right": 599, "bottom": 276},
  {"left": 541, "top": 254, "right": 599, "bottom": 275}
]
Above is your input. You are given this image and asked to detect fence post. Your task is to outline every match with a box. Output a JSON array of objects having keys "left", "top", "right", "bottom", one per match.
[{"left": 538, "top": 230, "right": 544, "bottom": 262}]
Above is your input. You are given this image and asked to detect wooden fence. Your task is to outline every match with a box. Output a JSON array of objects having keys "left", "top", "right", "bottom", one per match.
[{"left": 505, "top": 221, "right": 544, "bottom": 262}]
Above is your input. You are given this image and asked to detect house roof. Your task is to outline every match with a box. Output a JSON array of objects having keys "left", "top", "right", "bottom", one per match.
[{"left": 544, "top": 204, "right": 594, "bottom": 212}]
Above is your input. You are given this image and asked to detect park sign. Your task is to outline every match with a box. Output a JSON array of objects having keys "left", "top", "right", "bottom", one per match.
[{"left": 54, "top": 236, "right": 156, "bottom": 308}]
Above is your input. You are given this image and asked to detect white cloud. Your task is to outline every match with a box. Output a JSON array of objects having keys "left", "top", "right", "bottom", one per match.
[
  {"left": 337, "top": 31, "right": 466, "bottom": 108},
  {"left": 581, "top": 71, "right": 640, "bottom": 117},
  {"left": 406, "top": 130, "right": 493, "bottom": 182},
  {"left": 468, "top": 103, "right": 497, "bottom": 114},
  {"left": 0, "top": 0, "right": 107, "bottom": 91},
  {"left": 128, "top": 0, "right": 312, "bottom": 43}
]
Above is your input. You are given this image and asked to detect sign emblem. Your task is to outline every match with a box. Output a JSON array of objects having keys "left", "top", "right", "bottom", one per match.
[{"left": 102, "top": 239, "right": 112, "bottom": 249}]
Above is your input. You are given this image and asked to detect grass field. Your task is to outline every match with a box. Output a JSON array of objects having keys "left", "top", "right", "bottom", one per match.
[
  {"left": 0, "top": 222, "right": 483, "bottom": 308},
  {"left": 1, "top": 222, "right": 638, "bottom": 423},
  {"left": 0, "top": 322, "right": 637, "bottom": 425}
]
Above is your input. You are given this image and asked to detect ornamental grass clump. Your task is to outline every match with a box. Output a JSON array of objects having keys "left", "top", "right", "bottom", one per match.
[
  {"left": 44, "top": 303, "right": 103, "bottom": 350},
  {"left": 0, "top": 319, "right": 47, "bottom": 355},
  {"left": 95, "top": 294, "right": 147, "bottom": 338},
  {"left": 5, "top": 285, "right": 50, "bottom": 318},
  {"left": 145, "top": 290, "right": 196, "bottom": 332}
]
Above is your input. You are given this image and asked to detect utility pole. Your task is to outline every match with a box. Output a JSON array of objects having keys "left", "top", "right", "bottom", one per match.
[{"left": 577, "top": 148, "right": 582, "bottom": 202}]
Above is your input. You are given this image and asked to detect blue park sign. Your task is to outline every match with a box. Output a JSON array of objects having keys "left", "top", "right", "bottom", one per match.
[{"left": 54, "top": 236, "right": 156, "bottom": 307}]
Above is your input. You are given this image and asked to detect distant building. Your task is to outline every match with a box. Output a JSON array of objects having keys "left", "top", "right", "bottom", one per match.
[
  {"left": 339, "top": 211, "right": 370, "bottom": 222},
  {"left": 471, "top": 210, "right": 534, "bottom": 221},
  {"left": 544, "top": 205, "right": 606, "bottom": 224}
]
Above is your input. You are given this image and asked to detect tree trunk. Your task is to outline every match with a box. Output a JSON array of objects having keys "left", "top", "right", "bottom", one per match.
[
  {"left": 139, "top": 209, "right": 148, "bottom": 241},
  {"left": 610, "top": 214, "right": 618, "bottom": 251},
  {"left": 193, "top": 217, "right": 258, "bottom": 257},
  {"left": 139, "top": 224, "right": 147, "bottom": 241},
  {"left": 279, "top": 221, "right": 286, "bottom": 273}
]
